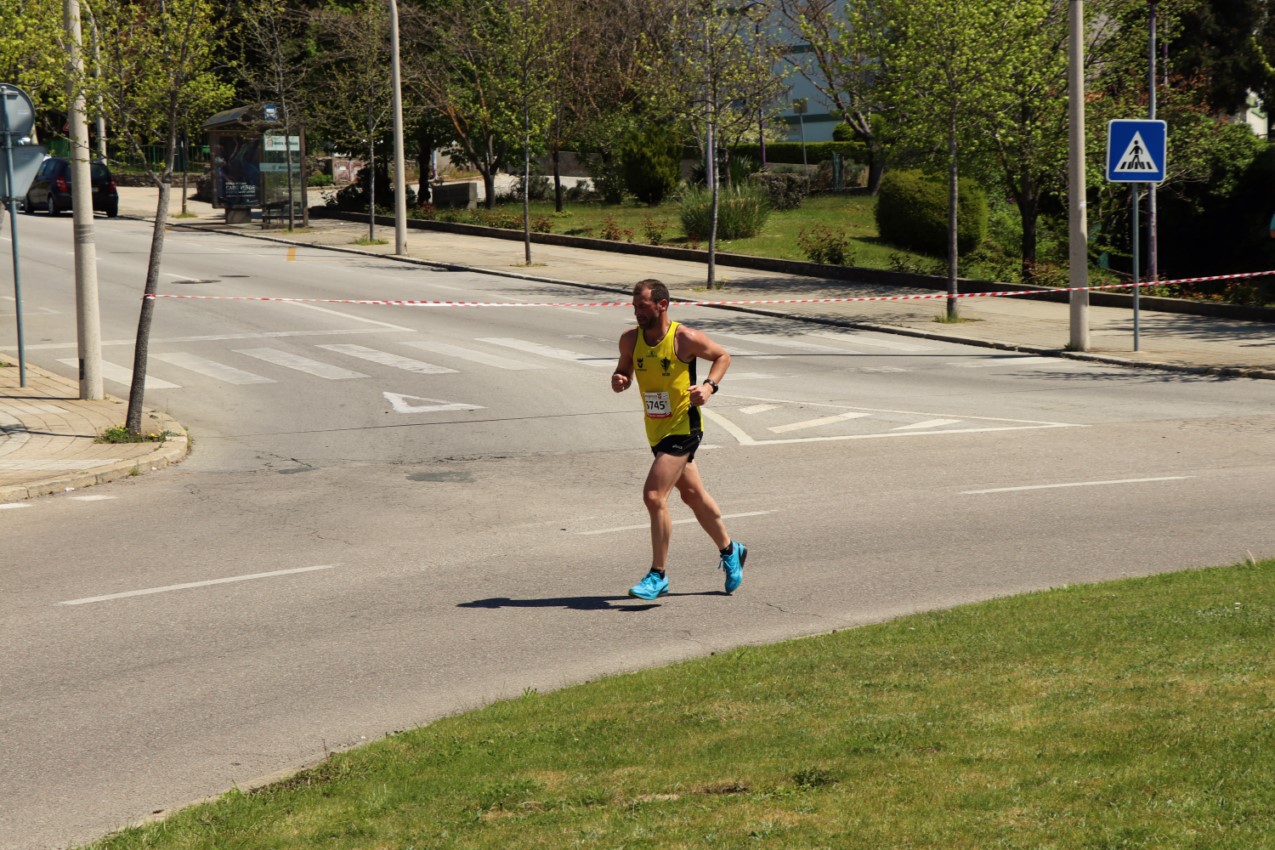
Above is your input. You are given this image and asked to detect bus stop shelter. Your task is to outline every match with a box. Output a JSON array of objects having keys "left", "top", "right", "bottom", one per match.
[{"left": 202, "top": 104, "right": 306, "bottom": 226}]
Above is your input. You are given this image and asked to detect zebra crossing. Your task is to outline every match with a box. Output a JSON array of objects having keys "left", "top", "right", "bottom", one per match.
[{"left": 55, "top": 331, "right": 1095, "bottom": 395}]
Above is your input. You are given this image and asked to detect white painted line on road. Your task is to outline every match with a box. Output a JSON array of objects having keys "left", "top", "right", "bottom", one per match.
[
  {"left": 317, "top": 344, "right": 458, "bottom": 374},
  {"left": 769, "top": 411, "right": 872, "bottom": 434},
  {"left": 401, "top": 340, "right": 544, "bottom": 371},
  {"left": 26, "top": 328, "right": 403, "bottom": 351},
  {"left": 962, "top": 476, "right": 1193, "bottom": 495},
  {"left": 287, "top": 300, "right": 417, "bottom": 332},
  {"left": 69, "top": 495, "right": 117, "bottom": 501},
  {"left": 383, "top": 392, "right": 483, "bottom": 414},
  {"left": 810, "top": 332, "right": 932, "bottom": 351},
  {"left": 892, "top": 418, "right": 963, "bottom": 431},
  {"left": 947, "top": 356, "right": 1067, "bottom": 369},
  {"left": 0, "top": 503, "right": 32, "bottom": 510},
  {"left": 58, "top": 359, "right": 180, "bottom": 389},
  {"left": 714, "top": 332, "right": 852, "bottom": 354},
  {"left": 478, "top": 337, "right": 611, "bottom": 368},
  {"left": 577, "top": 511, "right": 774, "bottom": 536},
  {"left": 152, "top": 352, "right": 276, "bottom": 385},
  {"left": 236, "top": 348, "right": 368, "bottom": 380},
  {"left": 739, "top": 404, "right": 780, "bottom": 415},
  {"left": 59, "top": 565, "right": 337, "bottom": 606}
]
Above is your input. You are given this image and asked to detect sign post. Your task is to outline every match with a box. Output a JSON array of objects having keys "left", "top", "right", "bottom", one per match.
[
  {"left": 1, "top": 83, "right": 37, "bottom": 387},
  {"left": 1107, "top": 119, "right": 1167, "bottom": 352}
]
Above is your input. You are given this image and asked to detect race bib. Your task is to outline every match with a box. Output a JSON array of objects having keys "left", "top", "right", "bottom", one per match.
[{"left": 644, "top": 391, "right": 671, "bottom": 418}]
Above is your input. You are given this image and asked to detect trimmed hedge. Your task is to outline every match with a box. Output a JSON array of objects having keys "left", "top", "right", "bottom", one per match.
[
  {"left": 731, "top": 141, "right": 858, "bottom": 165},
  {"left": 875, "top": 169, "right": 987, "bottom": 255}
]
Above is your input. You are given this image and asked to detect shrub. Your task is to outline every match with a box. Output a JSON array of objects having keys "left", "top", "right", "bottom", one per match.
[
  {"left": 642, "top": 212, "right": 668, "bottom": 246},
  {"left": 796, "top": 225, "right": 855, "bottom": 265},
  {"left": 875, "top": 169, "right": 987, "bottom": 255},
  {"left": 530, "top": 214, "right": 553, "bottom": 233},
  {"left": 750, "top": 171, "right": 810, "bottom": 211},
  {"left": 600, "top": 215, "right": 623, "bottom": 241},
  {"left": 619, "top": 125, "right": 682, "bottom": 205},
  {"left": 680, "top": 184, "right": 770, "bottom": 241},
  {"left": 514, "top": 174, "right": 552, "bottom": 201}
]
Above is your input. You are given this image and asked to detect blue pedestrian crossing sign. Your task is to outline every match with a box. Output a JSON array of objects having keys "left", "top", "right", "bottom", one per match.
[{"left": 1107, "top": 119, "right": 1167, "bottom": 183}]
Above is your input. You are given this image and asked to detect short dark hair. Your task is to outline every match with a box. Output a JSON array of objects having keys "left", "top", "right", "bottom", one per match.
[{"left": 634, "top": 279, "right": 669, "bottom": 303}]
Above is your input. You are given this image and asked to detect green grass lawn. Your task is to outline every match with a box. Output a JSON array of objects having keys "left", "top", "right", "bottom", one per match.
[
  {"left": 440, "top": 194, "right": 949, "bottom": 275},
  {"left": 87, "top": 558, "right": 1275, "bottom": 849}
]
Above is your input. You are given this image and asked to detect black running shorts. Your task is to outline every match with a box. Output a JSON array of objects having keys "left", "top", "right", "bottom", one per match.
[{"left": 651, "top": 430, "right": 702, "bottom": 461}]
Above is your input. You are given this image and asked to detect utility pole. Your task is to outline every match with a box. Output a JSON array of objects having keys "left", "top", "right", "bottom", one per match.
[
  {"left": 1148, "top": 0, "right": 1158, "bottom": 283},
  {"left": 64, "top": 0, "right": 103, "bottom": 400},
  {"left": 388, "top": 0, "right": 408, "bottom": 255},
  {"left": 1068, "top": 0, "right": 1089, "bottom": 351}
]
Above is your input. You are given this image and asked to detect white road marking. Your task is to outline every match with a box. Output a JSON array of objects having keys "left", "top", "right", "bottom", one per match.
[
  {"left": 235, "top": 348, "right": 368, "bottom": 380},
  {"left": 962, "top": 476, "right": 1193, "bottom": 495},
  {"left": 26, "top": 328, "right": 402, "bottom": 351},
  {"left": 810, "top": 332, "right": 932, "bottom": 351},
  {"left": 769, "top": 411, "right": 872, "bottom": 433},
  {"left": 383, "top": 392, "right": 483, "bottom": 414},
  {"left": 401, "top": 340, "right": 544, "bottom": 371},
  {"left": 151, "top": 352, "right": 275, "bottom": 385},
  {"left": 0, "top": 503, "right": 32, "bottom": 510},
  {"left": 59, "top": 565, "right": 337, "bottom": 606},
  {"left": 892, "top": 418, "right": 963, "bottom": 431},
  {"left": 947, "top": 356, "right": 1066, "bottom": 368},
  {"left": 714, "top": 332, "right": 853, "bottom": 353},
  {"left": 58, "top": 358, "right": 179, "bottom": 389},
  {"left": 739, "top": 404, "right": 780, "bottom": 415},
  {"left": 286, "top": 300, "right": 417, "bottom": 332},
  {"left": 317, "top": 344, "right": 457, "bottom": 374},
  {"left": 576, "top": 510, "right": 775, "bottom": 536},
  {"left": 69, "top": 495, "right": 117, "bottom": 502},
  {"left": 478, "top": 337, "right": 611, "bottom": 368}
]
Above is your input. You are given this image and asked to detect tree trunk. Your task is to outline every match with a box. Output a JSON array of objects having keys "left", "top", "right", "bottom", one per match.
[
  {"left": 125, "top": 129, "right": 176, "bottom": 435},
  {"left": 552, "top": 147, "right": 563, "bottom": 213},
  {"left": 1017, "top": 188, "right": 1039, "bottom": 281},
  {"left": 946, "top": 117, "right": 959, "bottom": 321},
  {"left": 367, "top": 135, "right": 376, "bottom": 242}
]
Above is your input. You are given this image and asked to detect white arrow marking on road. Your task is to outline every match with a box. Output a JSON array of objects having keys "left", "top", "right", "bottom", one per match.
[{"left": 383, "top": 392, "right": 484, "bottom": 414}]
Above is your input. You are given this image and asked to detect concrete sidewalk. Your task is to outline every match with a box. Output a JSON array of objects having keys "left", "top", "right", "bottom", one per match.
[{"left": 2, "top": 184, "right": 1271, "bottom": 502}]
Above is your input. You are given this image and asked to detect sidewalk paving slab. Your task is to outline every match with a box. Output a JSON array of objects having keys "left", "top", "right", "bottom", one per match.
[{"left": 2, "top": 184, "right": 1269, "bottom": 502}]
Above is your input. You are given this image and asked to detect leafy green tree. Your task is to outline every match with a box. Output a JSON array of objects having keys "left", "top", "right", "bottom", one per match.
[
  {"left": 865, "top": 0, "right": 1031, "bottom": 316},
  {"left": 639, "top": 0, "right": 789, "bottom": 289},
  {"left": 309, "top": 0, "right": 394, "bottom": 239},
  {"left": 0, "top": 0, "right": 66, "bottom": 139},
  {"left": 91, "top": 0, "right": 233, "bottom": 436}
]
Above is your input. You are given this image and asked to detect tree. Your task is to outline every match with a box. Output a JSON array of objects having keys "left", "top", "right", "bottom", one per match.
[
  {"left": 640, "top": 0, "right": 790, "bottom": 289},
  {"left": 776, "top": 0, "right": 888, "bottom": 192},
  {"left": 92, "top": 0, "right": 233, "bottom": 436},
  {"left": 309, "top": 0, "right": 394, "bottom": 240},
  {"left": 865, "top": 0, "right": 1029, "bottom": 317},
  {"left": 0, "top": 0, "right": 66, "bottom": 140}
]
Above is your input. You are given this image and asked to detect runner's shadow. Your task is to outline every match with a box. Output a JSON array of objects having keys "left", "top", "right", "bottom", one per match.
[{"left": 458, "top": 592, "right": 723, "bottom": 612}]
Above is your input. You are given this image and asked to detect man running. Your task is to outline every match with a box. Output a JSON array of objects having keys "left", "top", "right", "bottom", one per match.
[{"left": 611, "top": 279, "right": 747, "bottom": 599}]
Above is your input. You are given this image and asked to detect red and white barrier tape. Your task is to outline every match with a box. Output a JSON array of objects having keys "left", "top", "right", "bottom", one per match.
[{"left": 144, "top": 268, "right": 1275, "bottom": 308}]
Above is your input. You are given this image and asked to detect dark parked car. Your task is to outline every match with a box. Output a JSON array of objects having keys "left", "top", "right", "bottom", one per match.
[{"left": 24, "top": 157, "right": 119, "bottom": 218}]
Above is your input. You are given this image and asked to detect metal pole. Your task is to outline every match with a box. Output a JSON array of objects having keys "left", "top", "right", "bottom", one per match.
[
  {"left": 1068, "top": 0, "right": 1090, "bottom": 351},
  {"left": 1148, "top": 0, "right": 1157, "bottom": 283},
  {"left": 388, "top": 0, "right": 408, "bottom": 255},
  {"left": 1, "top": 93, "right": 26, "bottom": 387},
  {"left": 1132, "top": 184, "right": 1140, "bottom": 351}
]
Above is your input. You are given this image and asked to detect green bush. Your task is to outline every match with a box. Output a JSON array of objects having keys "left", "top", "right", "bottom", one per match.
[
  {"left": 732, "top": 141, "right": 857, "bottom": 165},
  {"left": 750, "top": 171, "right": 810, "bottom": 211},
  {"left": 796, "top": 225, "right": 855, "bottom": 265},
  {"left": 875, "top": 169, "right": 987, "bottom": 255},
  {"left": 619, "top": 125, "right": 682, "bottom": 205},
  {"left": 680, "top": 184, "right": 770, "bottom": 241}
]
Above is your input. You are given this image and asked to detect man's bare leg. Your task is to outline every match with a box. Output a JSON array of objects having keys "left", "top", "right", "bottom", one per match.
[
  {"left": 674, "top": 460, "right": 730, "bottom": 550},
  {"left": 643, "top": 451, "right": 691, "bottom": 572}
]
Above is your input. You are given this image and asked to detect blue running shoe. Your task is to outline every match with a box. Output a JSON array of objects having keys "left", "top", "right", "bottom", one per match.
[
  {"left": 629, "top": 570, "right": 669, "bottom": 600},
  {"left": 720, "top": 542, "right": 746, "bottom": 594}
]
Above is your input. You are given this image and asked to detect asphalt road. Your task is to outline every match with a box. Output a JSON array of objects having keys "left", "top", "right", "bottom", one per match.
[{"left": 3, "top": 215, "right": 1274, "bottom": 849}]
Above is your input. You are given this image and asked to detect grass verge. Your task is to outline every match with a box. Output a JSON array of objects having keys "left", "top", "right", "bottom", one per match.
[{"left": 87, "top": 559, "right": 1274, "bottom": 849}]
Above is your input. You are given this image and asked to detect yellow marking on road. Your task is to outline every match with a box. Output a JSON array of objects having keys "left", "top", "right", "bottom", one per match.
[{"left": 287, "top": 246, "right": 297, "bottom": 262}]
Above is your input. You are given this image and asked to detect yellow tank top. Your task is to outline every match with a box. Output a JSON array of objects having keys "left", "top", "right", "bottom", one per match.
[{"left": 633, "top": 321, "right": 699, "bottom": 445}]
